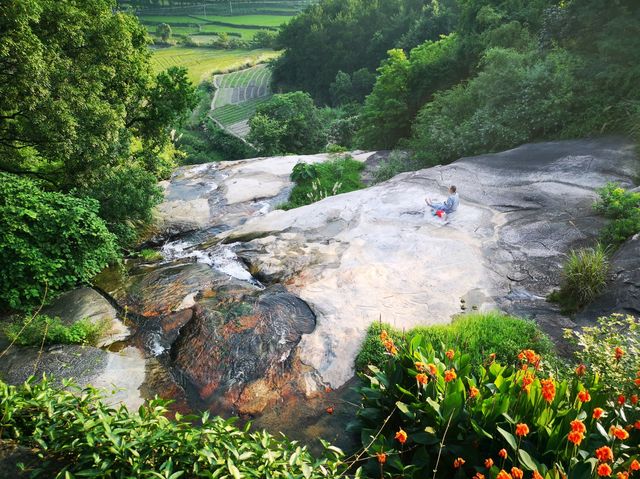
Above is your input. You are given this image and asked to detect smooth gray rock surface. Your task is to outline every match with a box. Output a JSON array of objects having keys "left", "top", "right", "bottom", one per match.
[{"left": 42, "top": 287, "right": 129, "bottom": 347}]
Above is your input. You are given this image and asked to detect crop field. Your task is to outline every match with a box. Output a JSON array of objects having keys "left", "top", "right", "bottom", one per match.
[
  {"left": 190, "top": 14, "right": 295, "bottom": 27},
  {"left": 151, "top": 48, "right": 279, "bottom": 84},
  {"left": 210, "top": 65, "right": 273, "bottom": 137}
]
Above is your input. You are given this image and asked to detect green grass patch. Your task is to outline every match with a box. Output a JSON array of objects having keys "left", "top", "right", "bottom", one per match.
[
  {"left": 138, "top": 15, "right": 209, "bottom": 25},
  {"left": 2, "top": 315, "right": 108, "bottom": 347},
  {"left": 211, "top": 96, "right": 272, "bottom": 126},
  {"left": 150, "top": 47, "right": 279, "bottom": 84},
  {"left": 594, "top": 182, "right": 640, "bottom": 247},
  {"left": 279, "top": 156, "right": 366, "bottom": 210},
  {"left": 548, "top": 244, "right": 609, "bottom": 314},
  {"left": 355, "top": 311, "right": 556, "bottom": 373},
  {"left": 137, "top": 248, "right": 163, "bottom": 262},
  {"left": 190, "top": 14, "right": 295, "bottom": 28}
]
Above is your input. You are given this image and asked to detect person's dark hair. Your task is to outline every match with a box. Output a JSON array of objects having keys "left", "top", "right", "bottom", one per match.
[{"left": 450, "top": 185, "right": 457, "bottom": 193}]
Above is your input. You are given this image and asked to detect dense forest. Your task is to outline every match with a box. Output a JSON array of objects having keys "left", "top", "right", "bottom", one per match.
[{"left": 267, "top": 0, "right": 640, "bottom": 167}]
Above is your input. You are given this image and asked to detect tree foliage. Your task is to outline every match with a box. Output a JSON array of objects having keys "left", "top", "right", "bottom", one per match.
[
  {"left": 0, "top": 174, "right": 118, "bottom": 310},
  {"left": 247, "top": 92, "right": 326, "bottom": 155}
]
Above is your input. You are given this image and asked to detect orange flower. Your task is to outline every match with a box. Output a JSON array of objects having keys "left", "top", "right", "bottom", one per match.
[
  {"left": 326, "top": 406, "right": 334, "bottom": 414},
  {"left": 444, "top": 368, "right": 457, "bottom": 382},
  {"left": 610, "top": 426, "right": 629, "bottom": 441},
  {"left": 383, "top": 339, "right": 397, "bottom": 355},
  {"left": 379, "top": 330, "right": 389, "bottom": 341},
  {"left": 485, "top": 458, "right": 494, "bottom": 468},
  {"left": 395, "top": 429, "right": 407, "bottom": 444},
  {"left": 593, "top": 408, "right": 605, "bottom": 420},
  {"left": 453, "top": 457, "right": 465, "bottom": 468},
  {"left": 540, "top": 378, "right": 556, "bottom": 403},
  {"left": 635, "top": 420, "right": 640, "bottom": 430},
  {"left": 521, "top": 373, "right": 534, "bottom": 393},
  {"left": 428, "top": 363, "right": 438, "bottom": 375},
  {"left": 577, "top": 390, "right": 591, "bottom": 402},
  {"left": 634, "top": 378, "right": 640, "bottom": 387},
  {"left": 511, "top": 467, "right": 524, "bottom": 479},
  {"left": 446, "top": 349, "right": 455, "bottom": 360},
  {"left": 615, "top": 347, "right": 624, "bottom": 361},
  {"left": 570, "top": 419, "right": 586, "bottom": 434},
  {"left": 489, "top": 352, "right": 497, "bottom": 362},
  {"left": 533, "top": 471, "right": 544, "bottom": 479},
  {"left": 631, "top": 394, "right": 638, "bottom": 405},
  {"left": 617, "top": 472, "right": 629, "bottom": 479},
  {"left": 473, "top": 474, "right": 486, "bottom": 479},
  {"left": 618, "top": 395, "right": 626, "bottom": 405},
  {"left": 376, "top": 452, "right": 386, "bottom": 464},
  {"left": 496, "top": 470, "right": 512, "bottom": 479},
  {"left": 631, "top": 460, "right": 640, "bottom": 471},
  {"left": 469, "top": 386, "right": 479, "bottom": 398},
  {"left": 416, "top": 373, "right": 429, "bottom": 386},
  {"left": 575, "top": 363, "right": 587, "bottom": 376},
  {"left": 498, "top": 448, "right": 508, "bottom": 459},
  {"left": 515, "top": 423, "right": 529, "bottom": 437},
  {"left": 598, "top": 463, "right": 612, "bottom": 477},
  {"left": 568, "top": 430, "right": 584, "bottom": 446},
  {"left": 595, "top": 446, "right": 614, "bottom": 462},
  {"left": 414, "top": 361, "right": 426, "bottom": 372}
]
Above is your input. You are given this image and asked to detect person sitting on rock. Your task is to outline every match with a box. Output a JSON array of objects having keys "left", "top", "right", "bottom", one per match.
[{"left": 425, "top": 185, "right": 459, "bottom": 220}]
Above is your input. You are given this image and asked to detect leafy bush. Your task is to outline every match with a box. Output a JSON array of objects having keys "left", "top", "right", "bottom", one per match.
[
  {"left": 549, "top": 245, "right": 609, "bottom": 313},
  {"left": 352, "top": 334, "right": 640, "bottom": 478},
  {"left": 372, "top": 151, "right": 420, "bottom": 184},
  {"left": 0, "top": 173, "right": 118, "bottom": 310},
  {"left": 138, "top": 248, "right": 163, "bottom": 262},
  {"left": 2, "top": 315, "right": 107, "bottom": 347},
  {"left": 0, "top": 377, "right": 355, "bottom": 478},
  {"left": 355, "top": 312, "right": 556, "bottom": 373},
  {"left": 280, "top": 156, "right": 365, "bottom": 209},
  {"left": 594, "top": 183, "right": 640, "bottom": 247},
  {"left": 564, "top": 314, "right": 640, "bottom": 397}
]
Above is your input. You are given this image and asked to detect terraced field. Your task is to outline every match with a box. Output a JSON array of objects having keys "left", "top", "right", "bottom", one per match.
[
  {"left": 150, "top": 48, "right": 279, "bottom": 84},
  {"left": 210, "top": 65, "right": 273, "bottom": 137}
]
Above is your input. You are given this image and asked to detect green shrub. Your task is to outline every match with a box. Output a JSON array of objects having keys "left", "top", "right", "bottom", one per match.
[
  {"left": 564, "top": 313, "right": 640, "bottom": 397},
  {"left": 138, "top": 248, "right": 163, "bottom": 262},
  {"left": 549, "top": 245, "right": 609, "bottom": 313},
  {"left": 0, "top": 377, "right": 354, "bottom": 478},
  {"left": 0, "top": 173, "right": 118, "bottom": 310},
  {"left": 352, "top": 334, "right": 639, "bottom": 478},
  {"left": 355, "top": 312, "right": 556, "bottom": 373},
  {"left": 372, "top": 151, "right": 420, "bottom": 184},
  {"left": 594, "top": 183, "right": 640, "bottom": 247},
  {"left": 280, "top": 156, "right": 365, "bottom": 209},
  {"left": 2, "top": 315, "right": 107, "bottom": 347}
]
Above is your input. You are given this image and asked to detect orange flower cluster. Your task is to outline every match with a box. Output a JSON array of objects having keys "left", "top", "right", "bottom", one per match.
[
  {"left": 575, "top": 363, "right": 587, "bottom": 376},
  {"left": 609, "top": 426, "right": 629, "bottom": 441},
  {"left": 568, "top": 419, "right": 586, "bottom": 446},
  {"left": 518, "top": 349, "right": 541, "bottom": 368},
  {"left": 414, "top": 361, "right": 426, "bottom": 372},
  {"left": 416, "top": 373, "right": 429, "bottom": 386},
  {"left": 415, "top": 361, "right": 438, "bottom": 376},
  {"left": 496, "top": 470, "right": 511, "bottom": 479},
  {"left": 428, "top": 363, "right": 438, "bottom": 375},
  {"left": 532, "top": 471, "right": 543, "bottom": 479},
  {"left": 395, "top": 429, "right": 407, "bottom": 444},
  {"left": 376, "top": 452, "right": 386, "bottom": 464},
  {"left": 593, "top": 407, "right": 605, "bottom": 420},
  {"left": 618, "top": 395, "right": 626, "bottom": 405},
  {"left": 511, "top": 467, "right": 524, "bottom": 479},
  {"left": 577, "top": 389, "right": 591, "bottom": 402},
  {"left": 446, "top": 349, "right": 455, "bottom": 360},
  {"left": 631, "top": 460, "right": 640, "bottom": 471},
  {"left": 618, "top": 472, "right": 629, "bottom": 479},
  {"left": 598, "top": 464, "right": 613, "bottom": 477},
  {"left": 540, "top": 378, "right": 556, "bottom": 403},
  {"left": 521, "top": 373, "right": 534, "bottom": 394},
  {"left": 595, "top": 446, "right": 614, "bottom": 462},
  {"left": 453, "top": 457, "right": 465, "bottom": 468},
  {"left": 498, "top": 448, "right": 508, "bottom": 459},
  {"left": 515, "top": 423, "right": 529, "bottom": 437},
  {"left": 484, "top": 458, "right": 494, "bottom": 468},
  {"left": 631, "top": 394, "right": 638, "bottom": 404},
  {"left": 635, "top": 420, "right": 640, "bottom": 430},
  {"left": 473, "top": 474, "right": 486, "bottom": 479},
  {"left": 469, "top": 386, "right": 479, "bottom": 398},
  {"left": 614, "top": 346, "right": 624, "bottom": 361},
  {"left": 444, "top": 368, "right": 457, "bottom": 382}
]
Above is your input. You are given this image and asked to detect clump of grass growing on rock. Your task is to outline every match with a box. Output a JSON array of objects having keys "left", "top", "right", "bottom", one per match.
[
  {"left": 549, "top": 244, "right": 609, "bottom": 314},
  {"left": 3, "top": 314, "right": 108, "bottom": 347},
  {"left": 355, "top": 311, "right": 556, "bottom": 373}
]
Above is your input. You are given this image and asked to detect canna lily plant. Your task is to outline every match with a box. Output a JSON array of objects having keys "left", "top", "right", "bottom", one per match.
[{"left": 353, "top": 331, "right": 639, "bottom": 478}]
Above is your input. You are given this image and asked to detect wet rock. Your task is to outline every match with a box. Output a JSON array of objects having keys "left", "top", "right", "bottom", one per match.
[
  {"left": 0, "top": 345, "right": 145, "bottom": 410},
  {"left": 170, "top": 286, "right": 315, "bottom": 414},
  {"left": 42, "top": 287, "right": 129, "bottom": 347}
]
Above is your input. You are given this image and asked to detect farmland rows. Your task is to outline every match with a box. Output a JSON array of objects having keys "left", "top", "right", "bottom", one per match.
[{"left": 210, "top": 96, "right": 271, "bottom": 127}]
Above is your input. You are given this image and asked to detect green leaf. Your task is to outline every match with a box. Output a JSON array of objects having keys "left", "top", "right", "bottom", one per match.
[
  {"left": 227, "top": 458, "right": 241, "bottom": 479},
  {"left": 497, "top": 426, "right": 517, "bottom": 451},
  {"left": 518, "top": 449, "right": 538, "bottom": 471},
  {"left": 395, "top": 401, "right": 415, "bottom": 419}
]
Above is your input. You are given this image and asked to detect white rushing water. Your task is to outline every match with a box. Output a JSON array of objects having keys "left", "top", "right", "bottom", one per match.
[{"left": 161, "top": 240, "right": 261, "bottom": 286}]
